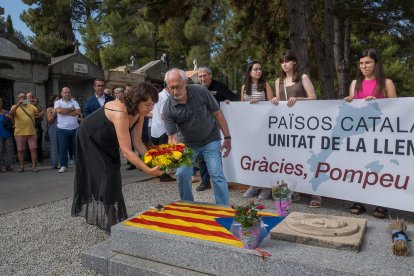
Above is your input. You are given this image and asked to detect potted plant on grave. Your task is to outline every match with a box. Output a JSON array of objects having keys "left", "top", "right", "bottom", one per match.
[
  {"left": 231, "top": 201, "right": 265, "bottom": 249},
  {"left": 271, "top": 181, "right": 292, "bottom": 216}
]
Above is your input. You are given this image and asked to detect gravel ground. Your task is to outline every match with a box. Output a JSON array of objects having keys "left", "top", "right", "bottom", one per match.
[{"left": 1, "top": 178, "right": 413, "bottom": 276}]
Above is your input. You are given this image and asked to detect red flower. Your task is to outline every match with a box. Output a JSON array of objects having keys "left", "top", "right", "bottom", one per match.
[
  {"left": 257, "top": 205, "right": 265, "bottom": 210},
  {"left": 173, "top": 145, "right": 185, "bottom": 152}
]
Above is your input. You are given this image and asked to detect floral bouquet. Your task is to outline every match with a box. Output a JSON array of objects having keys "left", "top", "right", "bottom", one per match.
[{"left": 143, "top": 143, "right": 193, "bottom": 171}]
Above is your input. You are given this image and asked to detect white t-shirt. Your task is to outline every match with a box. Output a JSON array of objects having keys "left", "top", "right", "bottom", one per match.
[
  {"left": 151, "top": 89, "right": 169, "bottom": 138},
  {"left": 54, "top": 99, "right": 80, "bottom": 130}
]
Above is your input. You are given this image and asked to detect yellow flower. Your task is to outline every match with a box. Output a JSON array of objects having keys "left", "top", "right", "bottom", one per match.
[
  {"left": 172, "top": 151, "right": 182, "bottom": 160},
  {"left": 155, "top": 155, "right": 171, "bottom": 166},
  {"left": 144, "top": 154, "right": 152, "bottom": 164}
]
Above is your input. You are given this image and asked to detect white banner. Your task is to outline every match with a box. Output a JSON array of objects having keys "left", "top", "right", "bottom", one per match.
[{"left": 221, "top": 99, "right": 414, "bottom": 212}]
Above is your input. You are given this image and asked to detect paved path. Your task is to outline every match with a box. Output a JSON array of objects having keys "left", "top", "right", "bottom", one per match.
[{"left": 0, "top": 160, "right": 154, "bottom": 215}]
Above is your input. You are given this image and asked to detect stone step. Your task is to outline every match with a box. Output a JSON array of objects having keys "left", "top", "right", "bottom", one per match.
[
  {"left": 83, "top": 239, "right": 360, "bottom": 276},
  {"left": 82, "top": 241, "right": 209, "bottom": 275}
]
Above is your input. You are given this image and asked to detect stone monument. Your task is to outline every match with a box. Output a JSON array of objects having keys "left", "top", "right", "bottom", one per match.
[{"left": 270, "top": 212, "right": 367, "bottom": 251}]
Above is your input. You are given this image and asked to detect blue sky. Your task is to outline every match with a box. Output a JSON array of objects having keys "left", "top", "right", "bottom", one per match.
[{"left": 0, "top": 0, "right": 34, "bottom": 36}]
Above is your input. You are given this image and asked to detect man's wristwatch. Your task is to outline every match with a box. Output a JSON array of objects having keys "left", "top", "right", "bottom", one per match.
[{"left": 224, "top": 136, "right": 231, "bottom": 140}]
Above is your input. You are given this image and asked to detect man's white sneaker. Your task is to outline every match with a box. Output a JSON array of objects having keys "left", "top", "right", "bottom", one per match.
[{"left": 59, "top": 166, "right": 67, "bottom": 173}]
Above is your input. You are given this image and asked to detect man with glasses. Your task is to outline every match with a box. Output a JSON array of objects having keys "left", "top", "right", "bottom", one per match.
[
  {"left": 9, "top": 93, "right": 39, "bottom": 172},
  {"left": 163, "top": 68, "right": 232, "bottom": 205},
  {"left": 83, "top": 79, "right": 114, "bottom": 118}
]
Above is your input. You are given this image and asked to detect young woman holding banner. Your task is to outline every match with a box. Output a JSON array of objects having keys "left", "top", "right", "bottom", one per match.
[
  {"left": 345, "top": 48, "right": 396, "bottom": 218},
  {"left": 274, "top": 50, "right": 316, "bottom": 106},
  {"left": 274, "top": 50, "right": 320, "bottom": 208},
  {"left": 241, "top": 61, "right": 274, "bottom": 200}
]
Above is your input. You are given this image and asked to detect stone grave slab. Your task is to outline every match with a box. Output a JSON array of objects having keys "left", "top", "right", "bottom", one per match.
[{"left": 270, "top": 212, "right": 367, "bottom": 251}]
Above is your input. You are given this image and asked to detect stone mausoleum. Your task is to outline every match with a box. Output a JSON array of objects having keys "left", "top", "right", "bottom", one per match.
[
  {"left": 0, "top": 30, "right": 50, "bottom": 109},
  {"left": 48, "top": 51, "right": 104, "bottom": 108}
]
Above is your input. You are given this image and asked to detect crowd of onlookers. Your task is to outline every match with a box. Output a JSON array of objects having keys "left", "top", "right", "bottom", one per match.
[
  {"left": 0, "top": 80, "right": 127, "bottom": 174},
  {"left": 1, "top": 92, "right": 43, "bottom": 172}
]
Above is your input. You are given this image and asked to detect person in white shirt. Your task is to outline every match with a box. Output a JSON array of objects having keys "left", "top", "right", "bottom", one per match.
[
  {"left": 150, "top": 88, "right": 175, "bottom": 182},
  {"left": 55, "top": 87, "right": 81, "bottom": 173}
]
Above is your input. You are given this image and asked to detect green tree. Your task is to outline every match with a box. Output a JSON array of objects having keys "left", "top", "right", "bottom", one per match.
[
  {"left": 0, "top": 6, "right": 6, "bottom": 31},
  {"left": 72, "top": 0, "right": 103, "bottom": 66},
  {"left": 94, "top": 0, "right": 219, "bottom": 70},
  {"left": 16, "top": 0, "right": 413, "bottom": 96},
  {"left": 216, "top": 1, "right": 288, "bottom": 90},
  {"left": 21, "top": 0, "right": 76, "bottom": 56},
  {"left": 5, "top": 15, "right": 14, "bottom": 35},
  {"left": 0, "top": 7, "right": 28, "bottom": 45},
  {"left": 345, "top": 0, "right": 414, "bottom": 97}
]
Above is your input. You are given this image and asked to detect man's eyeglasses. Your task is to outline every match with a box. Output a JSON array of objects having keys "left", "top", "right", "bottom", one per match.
[{"left": 166, "top": 85, "right": 184, "bottom": 92}]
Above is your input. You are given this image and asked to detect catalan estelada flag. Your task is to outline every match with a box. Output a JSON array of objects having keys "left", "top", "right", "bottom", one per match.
[{"left": 123, "top": 201, "right": 281, "bottom": 247}]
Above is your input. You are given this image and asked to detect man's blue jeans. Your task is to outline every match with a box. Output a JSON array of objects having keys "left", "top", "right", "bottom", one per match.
[
  {"left": 176, "top": 140, "right": 229, "bottom": 205},
  {"left": 58, "top": 128, "right": 77, "bottom": 168},
  {"left": 193, "top": 153, "right": 211, "bottom": 183}
]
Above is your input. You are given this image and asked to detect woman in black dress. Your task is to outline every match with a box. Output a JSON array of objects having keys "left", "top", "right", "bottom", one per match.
[{"left": 71, "top": 82, "right": 164, "bottom": 233}]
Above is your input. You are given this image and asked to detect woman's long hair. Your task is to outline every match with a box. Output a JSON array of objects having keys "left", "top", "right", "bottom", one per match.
[
  {"left": 279, "top": 50, "right": 301, "bottom": 83},
  {"left": 242, "top": 61, "right": 266, "bottom": 96},
  {"left": 48, "top": 95, "right": 60, "bottom": 108},
  {"left": 124, "top": 82, "right": 158, "bottom": 115},
  {"left": 354, "top": 48, "right": 386, "bottom": 97}
]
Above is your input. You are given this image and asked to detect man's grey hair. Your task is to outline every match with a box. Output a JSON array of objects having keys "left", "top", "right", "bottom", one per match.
[
  {"left": 197, "top": 66, "right": 212, "bottom": 75},
  {"left": 164, "top": 68, "right": 186, "bottom": 82}
]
